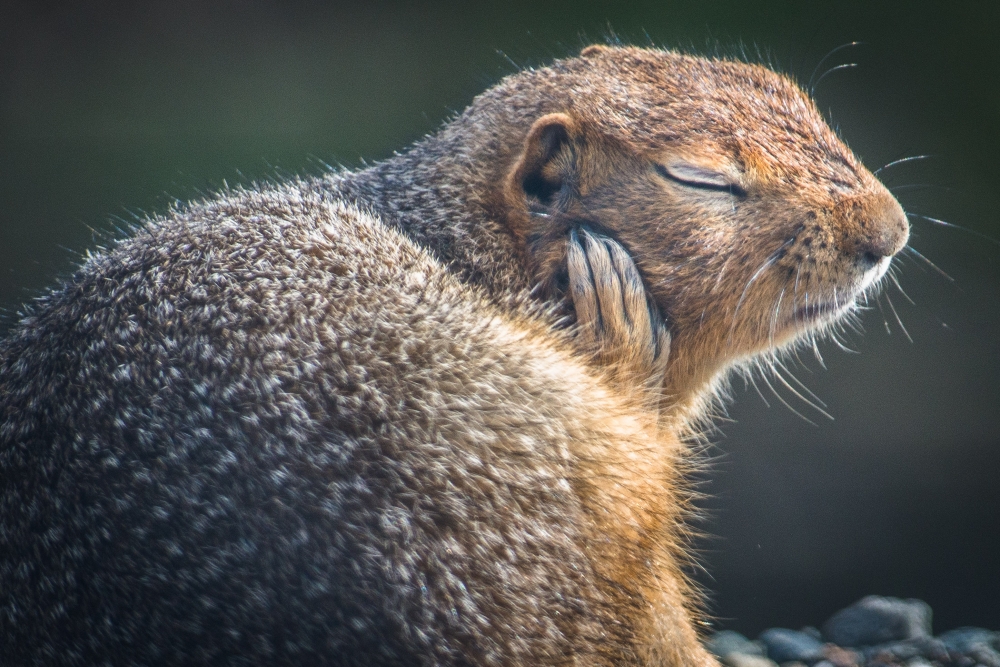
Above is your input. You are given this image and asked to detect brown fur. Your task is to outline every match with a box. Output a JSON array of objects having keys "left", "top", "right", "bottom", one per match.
[
  {"left": 489, "top": 45, "right": 908, "bottom": 427},
  {"left": 0, "top": 44, "right": 908, "bottom": 666}
]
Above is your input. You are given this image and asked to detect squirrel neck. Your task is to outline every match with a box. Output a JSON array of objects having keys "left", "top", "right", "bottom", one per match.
[
  {"left": 322, "top": 108, "right": 535, "bottom": 304},
  {"left": 319, "top": 104, "right": 720, "bottom": 425}
]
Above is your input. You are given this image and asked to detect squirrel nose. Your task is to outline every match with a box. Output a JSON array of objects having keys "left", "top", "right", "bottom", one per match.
[{"left": 852, "top": 194, "right": 910, "bottom": 267}]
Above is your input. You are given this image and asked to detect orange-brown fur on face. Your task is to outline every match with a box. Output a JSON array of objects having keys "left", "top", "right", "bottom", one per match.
[{"left": 499, "top": 46, "right": 908, "bottom": 427}]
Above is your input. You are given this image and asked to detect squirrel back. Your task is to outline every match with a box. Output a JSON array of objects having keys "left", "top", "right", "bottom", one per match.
[{"left": 0, "top": 183, "right": 693, "bottom": 665}]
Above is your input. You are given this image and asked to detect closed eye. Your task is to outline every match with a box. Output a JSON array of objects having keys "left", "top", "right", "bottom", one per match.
[{"left": 655, "top": 163, "right": 747, "bottom": 197}]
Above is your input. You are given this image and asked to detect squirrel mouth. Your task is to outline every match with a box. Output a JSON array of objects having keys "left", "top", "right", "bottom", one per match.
[
  {"left": 791, "top": 299, "right": 854, "bottom": 327},
  {"left": 788, "top": 262, "right": 887, "bottom": 330}
]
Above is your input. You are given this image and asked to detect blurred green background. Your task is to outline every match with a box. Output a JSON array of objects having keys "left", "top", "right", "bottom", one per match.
[{"left": 2, "top": 0, "right": 998, "bottom": 635}]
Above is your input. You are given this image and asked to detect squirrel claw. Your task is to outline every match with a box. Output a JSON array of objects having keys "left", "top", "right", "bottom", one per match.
[{"left": 567, "top": 227, "right": 670, "bottom": 392}]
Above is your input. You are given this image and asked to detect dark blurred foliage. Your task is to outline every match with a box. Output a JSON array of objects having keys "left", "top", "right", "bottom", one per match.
[{"left": 1, "top": 0, "right": 997, "bottom": 636}]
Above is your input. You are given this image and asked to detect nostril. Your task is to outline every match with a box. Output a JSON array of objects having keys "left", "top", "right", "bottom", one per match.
[
  {"left": 861, "top": 250, "right": 882, "bottom": 267},
  {"left": 852, "top": 230, "right": 898, "bottom": 268},
  {"left": 854, "top": 232, "right": 893, "bottom": 266}
]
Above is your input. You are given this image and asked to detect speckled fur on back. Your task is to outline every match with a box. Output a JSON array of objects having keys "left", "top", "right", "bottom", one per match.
[
  {"left": 0, "top": 45, "right": 907, "bottom": 666},
  {"left": 0, "top": 183, "right": 695, "bottom": 666}
]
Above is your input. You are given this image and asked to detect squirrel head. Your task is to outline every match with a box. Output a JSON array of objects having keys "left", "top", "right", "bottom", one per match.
[{"left": 490, "top": 45, "right": 908, "bottom": 409}]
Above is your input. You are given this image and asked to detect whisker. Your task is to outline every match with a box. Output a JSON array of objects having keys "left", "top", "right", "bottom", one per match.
[
  {"left": 771, "top": 364, "right": 834, "bottom": 420},
  {"left": 744, "top": 370, "right": 772, "bottom": 408},
  {"left": 729, "top": 237, "right": 797, "bottom": 341},
  {"left": 756, "top": 362, "right": 819, "bottom": 426},
  {"left": 811, "top": 336, "right": 826, "bottom": 368},
  {"left": 774, "top": 357, "right": 828, "bottom": 407},
  {"left": 884, "top": 292, "right": 912, "bottom": 343},
  {"left": 889, "top": 272, "right": 915, "bottom": 305},
  {"left": 889, "top": 184, "right": 955, "bottom": 194},
  {"left": 769, "top": 288, "right": 786, "bottom": 348},
  {"left": 808, "top": 41, "right": 862, "bottom": 93},
  {"left": 789, "top": 342, "right": 812, "bottom": 372},
  {"left": 873, "top": 154, "right": 935, "bottom": 176},
  {"left": 903, "top": 246, "right": 955, "bottom": 282},
  {"left": 843, "top": 309, "right": 865, "bottom": 336},
  {"left": 712, "top": 256, "right": 732, "bottom": 293},
  {"left": 896, "top": 248, "right": 930, "bottom": 278},
  {"left": 907, "top": 212, "right": 1000, "bottom": 248},
  {"left": 828, "top": 329, "right": 859, "bottom": 354},
  {"left": 875, "top": 292, "right": 892, "bottom": 335},
  {"left": 793, "top": 264, "right": 803, "bottom": 329},
  {"left": 812, "top": 63, "right": 858, "bottom": 91},
  {"left": 729, "top": 258, "right": 777, "bottom": 340}
]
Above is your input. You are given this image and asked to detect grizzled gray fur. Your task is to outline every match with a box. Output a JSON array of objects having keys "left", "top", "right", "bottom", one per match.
[{"left": 0, "top": 184, "right": 606, "bottom": 664}]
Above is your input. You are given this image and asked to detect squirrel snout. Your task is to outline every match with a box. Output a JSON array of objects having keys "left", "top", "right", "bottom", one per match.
[{"left": 849, "top": 194, "right": 910, "bottom": 267}]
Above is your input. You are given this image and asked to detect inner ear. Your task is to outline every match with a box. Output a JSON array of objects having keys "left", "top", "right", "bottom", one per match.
[{"left": 511, "top": 113, "right": 578, "bottom": 210}]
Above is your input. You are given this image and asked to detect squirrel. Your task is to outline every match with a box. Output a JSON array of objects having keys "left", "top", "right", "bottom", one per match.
[{"left": 0, "top": 45, "right": 908, "bottom": 666}]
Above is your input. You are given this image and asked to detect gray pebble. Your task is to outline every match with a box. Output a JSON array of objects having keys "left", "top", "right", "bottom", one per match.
[
  {"left": 968, "top": 647, "right": 1000, "bottom": 667},
  {"left": 708, "top": 631, "right": 767, "bottom": 659},
  {"left": 938, "top": 628, "right": 1000, "bottom": 653},
  {"left": 821, "top": 596, "right": 932, "bottom": 647},
  {"left": 862, "top": 636, "right": 949, "bottom": 662},
  {"left": 723, "top": 654, "right": 779, "bottom": 667},
  {"left": 821, "top": 644, "right": 861, "bottom": 667},
  {"left": 760, "top": 628, "right": 826, "bottom": 664}
]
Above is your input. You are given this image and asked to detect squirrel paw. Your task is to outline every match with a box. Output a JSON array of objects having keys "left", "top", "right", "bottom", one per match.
[{"left": 567, "top": 227, "right": 670, "bottom": 392}]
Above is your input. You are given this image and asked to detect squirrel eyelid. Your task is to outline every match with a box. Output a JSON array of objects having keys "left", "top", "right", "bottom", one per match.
[{"left": 655, "top": 163, "right": 747, "bottom": 197}]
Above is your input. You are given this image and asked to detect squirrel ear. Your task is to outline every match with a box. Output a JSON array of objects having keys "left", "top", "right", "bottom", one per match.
[{"left": 509, "top": 113, "right": 578, "bottom": 210}]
